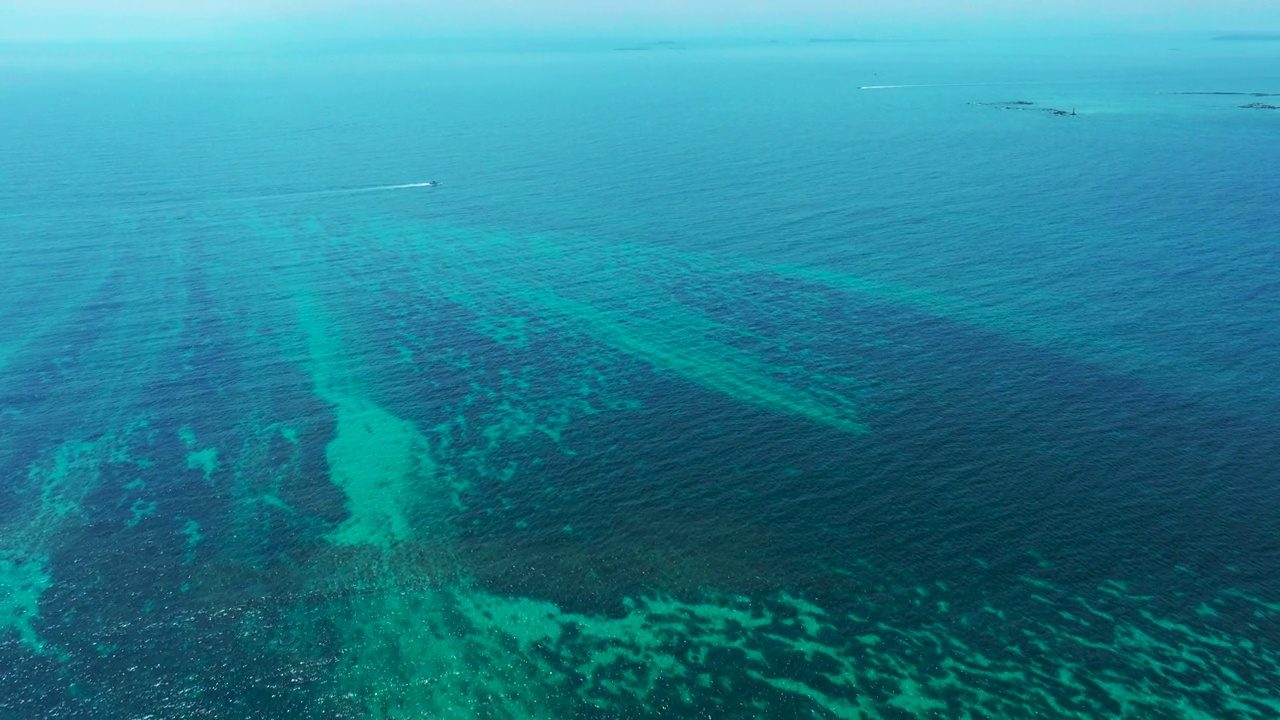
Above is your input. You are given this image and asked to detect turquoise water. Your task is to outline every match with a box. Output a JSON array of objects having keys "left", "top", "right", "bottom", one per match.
[{"left": 1, "top": 36, "right": 1279, "bottom": 718}]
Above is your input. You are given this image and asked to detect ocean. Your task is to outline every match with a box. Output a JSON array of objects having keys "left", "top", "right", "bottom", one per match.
[{"left": 1, "top": 35, "right": 1278, "bottom": 718}]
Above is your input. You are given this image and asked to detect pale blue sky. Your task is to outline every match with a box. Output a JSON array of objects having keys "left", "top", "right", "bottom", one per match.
[{"left": 1, "top": 0, "right": 1276, "bottom": 41}]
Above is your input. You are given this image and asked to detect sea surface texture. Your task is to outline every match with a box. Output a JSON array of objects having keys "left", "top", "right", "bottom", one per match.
[{"left": 1, "top": 36, "right": 1278, "bottom": 718}]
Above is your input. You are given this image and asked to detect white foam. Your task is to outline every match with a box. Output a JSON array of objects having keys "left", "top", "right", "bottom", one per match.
[
  {"left": 229, "top": 182, "right": 438, "bottom": 204},
  {"left": 334, "top": 182, "right": 437, "bottom": 193}
]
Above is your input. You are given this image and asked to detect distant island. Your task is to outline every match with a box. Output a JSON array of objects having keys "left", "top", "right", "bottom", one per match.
[
  {"left": 807, "top": 38, "right": 868, "bottom": 44},
  {"left": 974, "top": 101, "right": 1077, "bottom": 117},
  {"left": 1173, "top": 91, "right": 1280, "bottom": 97},
  {"left": 614, "top": 40, "right": 685, "bottom": 51},
  {"left": 1214, "top": 33, "right": 1280, "bottom": 41}
]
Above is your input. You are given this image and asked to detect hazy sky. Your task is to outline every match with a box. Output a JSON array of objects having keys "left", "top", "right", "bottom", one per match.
[{"left": 1, "top": 0, "right": 1276, "bottom": 41}]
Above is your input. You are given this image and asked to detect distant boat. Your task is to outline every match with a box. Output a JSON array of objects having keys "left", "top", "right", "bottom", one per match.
[{"left": 424, "top": 180, "right": 439, "bottom": 187}]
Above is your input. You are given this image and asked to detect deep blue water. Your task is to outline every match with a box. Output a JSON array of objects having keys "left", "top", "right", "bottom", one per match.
[{"left": 1, "top": 36, "right": 1279, "bottom": 718}]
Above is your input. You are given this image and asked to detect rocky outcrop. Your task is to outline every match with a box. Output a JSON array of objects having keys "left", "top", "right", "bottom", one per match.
[{"left": 973, "top": 101, "right": 1076, "bottom": 116}]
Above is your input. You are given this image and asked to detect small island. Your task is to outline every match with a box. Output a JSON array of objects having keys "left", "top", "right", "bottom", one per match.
[
  {"left": 614, "top": 40, "right": 685, "bottom": 51},
  {"left": 1173, "top": 91, "right": 1280, "bottom": 97},
  {"left": 1214, "top": 33, "right": 1280, "bottom": 41},
  {"left": 974, "top": 101, "right": 1077, "bottom": 117}
]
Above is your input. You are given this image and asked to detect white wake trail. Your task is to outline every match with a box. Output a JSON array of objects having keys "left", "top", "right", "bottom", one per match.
[
  {"left": 1, "top": 181, "right": 442, "bottom": 221},
  {"left": 312, "top": 182, "right": 439, "bottom": 195},
  {"left": 859, "top": 84, "right": 938, "bottom": 90},
  {"left": 227, "top": 182, "right": 440, "bottom": 204}
]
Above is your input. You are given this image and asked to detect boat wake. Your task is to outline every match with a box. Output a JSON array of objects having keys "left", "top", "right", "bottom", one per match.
[
  {"left": 376, "top": 182, "right": 440, "bottom": 190},
  {"left": 859, "top": 84, "right": 942, "bottom": 90},
  {"left": 311, "top": 181, "right": 439, "bottom": 195},
  {"left": 0, "top": 181, "right": 443, "bottom": 221},
  {"left": 230, "top": 181, "right": 440, "bottom": 204}
]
